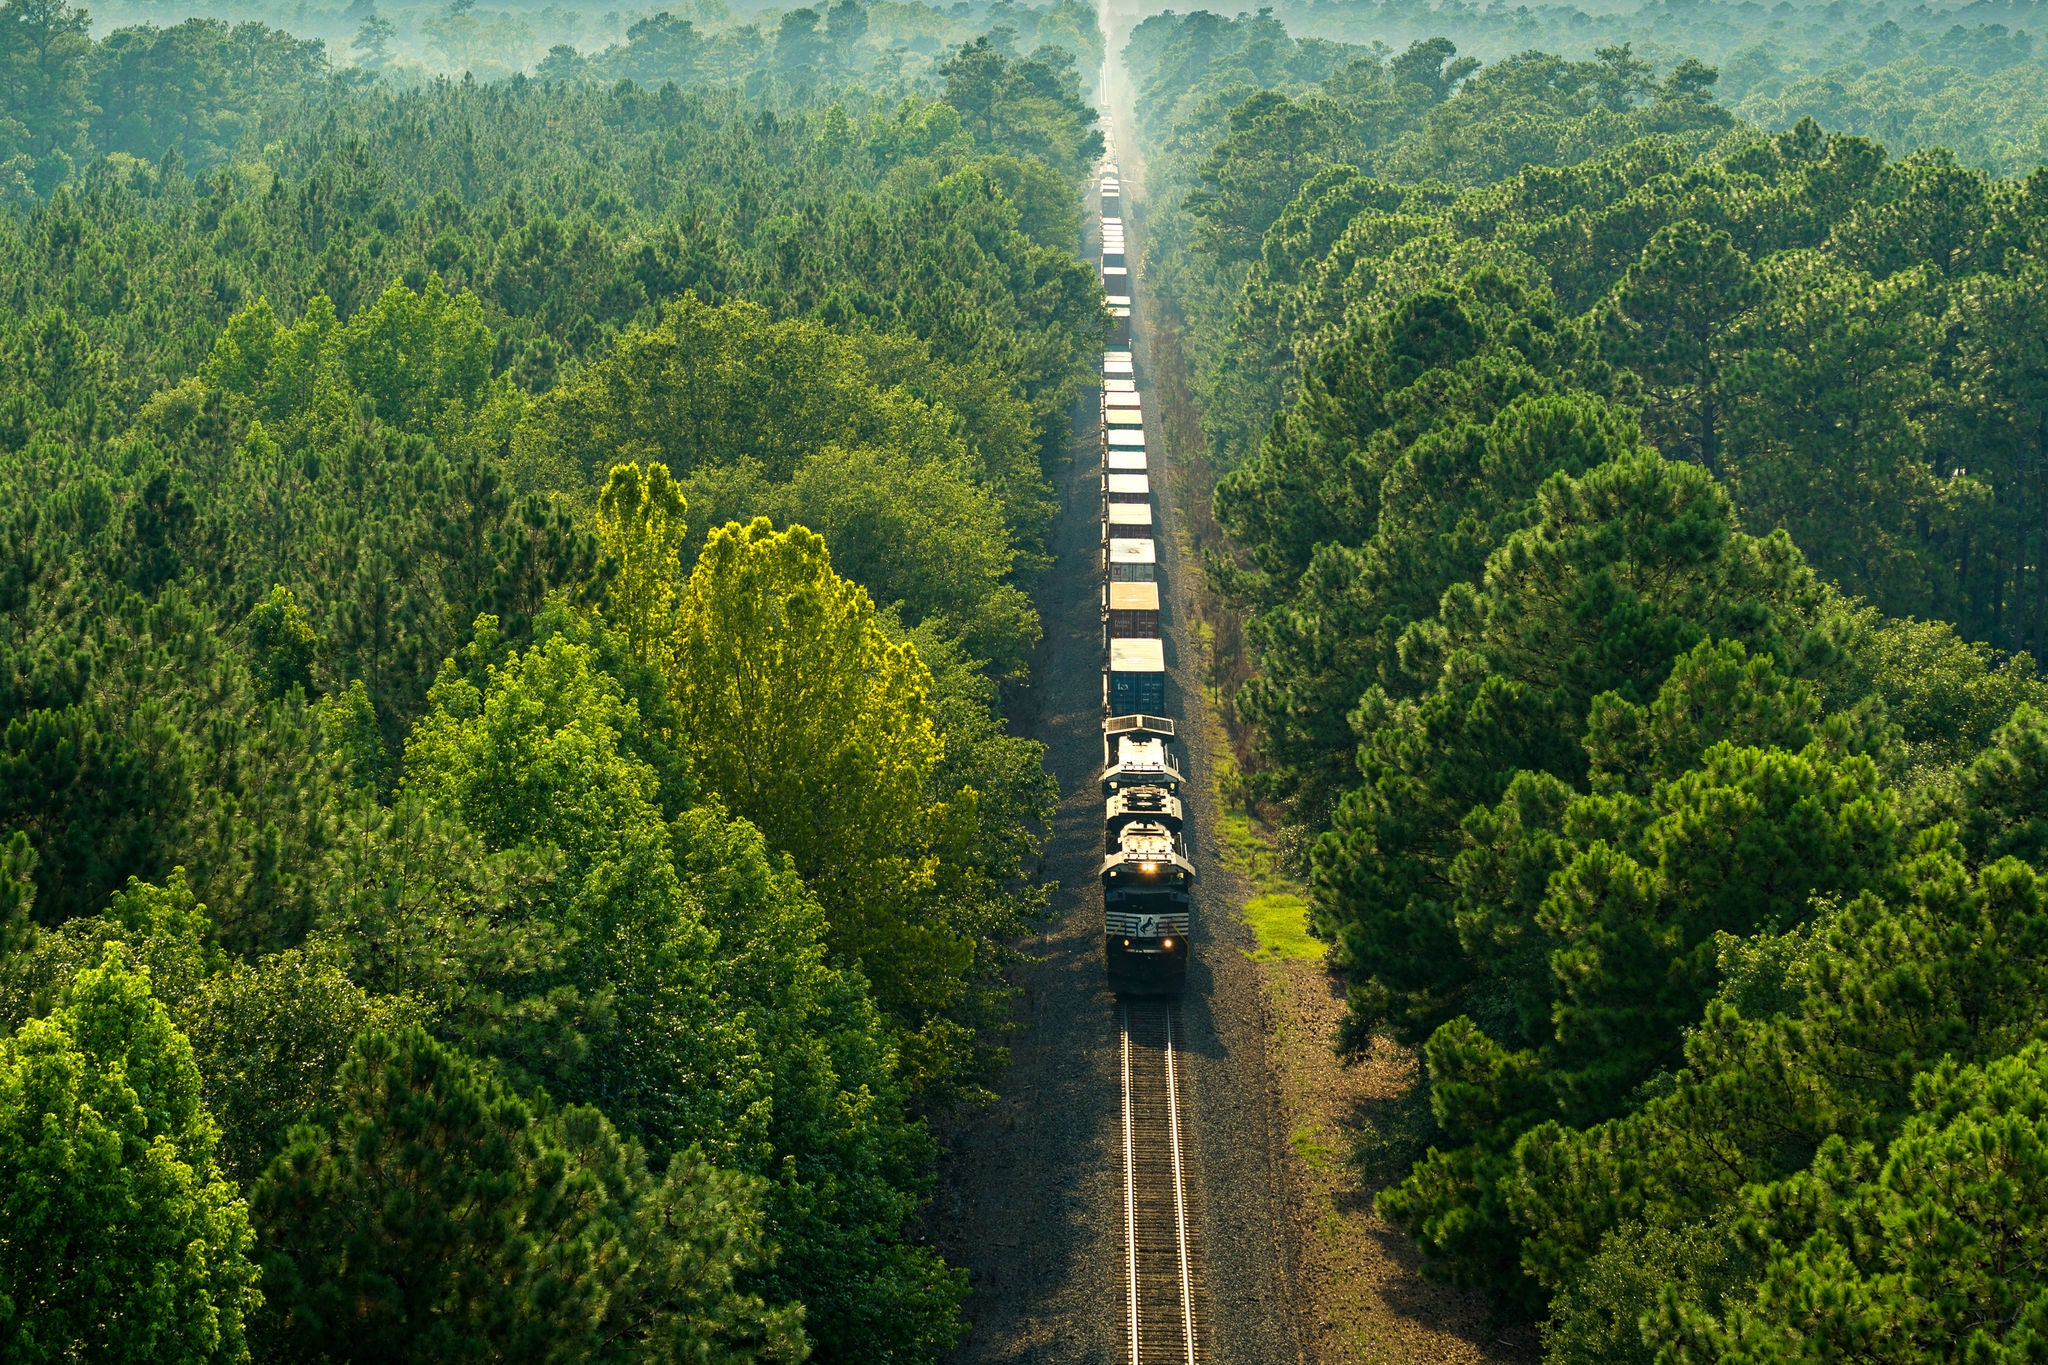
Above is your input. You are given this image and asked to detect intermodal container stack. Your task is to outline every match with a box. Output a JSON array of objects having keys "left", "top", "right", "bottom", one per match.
[{"left": 1094, "top": 140, "right": 1193, "bottom": 994}]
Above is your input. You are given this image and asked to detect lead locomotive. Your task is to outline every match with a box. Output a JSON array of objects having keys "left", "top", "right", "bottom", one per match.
[{"left": 1101, "top": 715, "right": 1192, "bottom": 993}]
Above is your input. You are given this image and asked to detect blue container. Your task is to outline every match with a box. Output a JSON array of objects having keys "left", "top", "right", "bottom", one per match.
[{"left": 1109, "top": 638, "right": 1166, "bottom": 715}]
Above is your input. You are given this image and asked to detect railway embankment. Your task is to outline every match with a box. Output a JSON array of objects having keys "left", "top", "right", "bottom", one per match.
[{"left": 928, "top": 45, "right": 1305, "bottom": 1365}]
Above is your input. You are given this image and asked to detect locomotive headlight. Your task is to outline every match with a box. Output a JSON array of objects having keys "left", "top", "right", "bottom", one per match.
[
  {"left": 1142, "top": 861, "right": 1157, "bottom": 873},
  {"left": 1163, "top": 938, "right": 1174, "bottom": 949}
]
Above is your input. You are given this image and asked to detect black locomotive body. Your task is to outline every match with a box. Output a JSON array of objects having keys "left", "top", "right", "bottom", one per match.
[{"left": 1101, "top": 715, "right": 1192, "bottom": 993}]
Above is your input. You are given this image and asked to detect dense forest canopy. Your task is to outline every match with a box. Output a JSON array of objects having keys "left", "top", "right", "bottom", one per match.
[
  {"left": 1128, "top": 6, "right": 2048, "bottom": 1362},
  {"left": 0, "top": 0, "right": 1103, "bottom": 1356},
  {"left": 24, "top": 0, "right": 2048, "bottom": 1350}
]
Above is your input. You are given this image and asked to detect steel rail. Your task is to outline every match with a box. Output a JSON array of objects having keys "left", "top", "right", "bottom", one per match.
[
  {"left": 1165, "top": 1010, "right": 1195, "bottom": 1364},
  {"left": 1121, "top": 1003, "right": 1199, "bottom": 1364},
  {"left": 1123, "top": 1003, "right": 1142, "bottom": 1365}
]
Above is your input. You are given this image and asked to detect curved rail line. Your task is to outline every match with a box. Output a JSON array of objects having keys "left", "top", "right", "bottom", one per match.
[{"left": 1120, "top": 1001, "right": 1199, "bottom": 1365}]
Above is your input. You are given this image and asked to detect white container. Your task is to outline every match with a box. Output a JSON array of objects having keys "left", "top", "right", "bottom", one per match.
[{"left": 1106, "top": 502, "right": 1153, "bottom": 530}]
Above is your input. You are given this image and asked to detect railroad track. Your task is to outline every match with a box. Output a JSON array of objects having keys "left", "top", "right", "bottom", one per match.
[{"left": 1120, "top": 1001, "right": 1200, "bottom": 1365}]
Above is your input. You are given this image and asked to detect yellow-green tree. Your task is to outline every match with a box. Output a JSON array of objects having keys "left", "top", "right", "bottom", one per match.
[
  {"left": 0, "top": 946, "right": 260, "bottom": 1364},
  {"left": 596, "top": 461, "right": 688, "bottom": 672},
  {"left": 668, "top": 518, "right": 964, "bottom": 1045}
]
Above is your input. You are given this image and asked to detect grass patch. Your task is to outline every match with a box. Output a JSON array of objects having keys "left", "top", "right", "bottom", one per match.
[
  {"left": 1291, "top": 1121, "right": 1339, "bottom": 1169},
  {"left": 1246, "top": 892, "right": 1326, "bottom": 962}
]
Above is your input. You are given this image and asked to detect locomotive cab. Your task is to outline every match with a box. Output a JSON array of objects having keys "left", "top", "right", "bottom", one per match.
[
  {"left": 1104, "top": 822, "right": 1193, "bottom": 993},
  {"left": 1103, "top": 823, "right": 1191, "bottom": 885}
]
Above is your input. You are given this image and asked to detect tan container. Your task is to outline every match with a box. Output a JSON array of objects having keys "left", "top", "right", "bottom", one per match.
[{"left": 1107, "top": 579, "right": 1161, "bottom": 638}]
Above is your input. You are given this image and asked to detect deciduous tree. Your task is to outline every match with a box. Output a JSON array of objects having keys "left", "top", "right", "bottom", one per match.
[{"left": 0, "top": 947, "right": 259, "bottom": 1364}]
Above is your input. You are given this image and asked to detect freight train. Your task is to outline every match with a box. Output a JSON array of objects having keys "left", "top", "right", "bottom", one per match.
[{"left": 1095, "top": 146, "right": 1193, "bottom": 995}]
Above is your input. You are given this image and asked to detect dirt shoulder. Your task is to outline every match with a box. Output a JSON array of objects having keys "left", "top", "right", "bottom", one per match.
[{"left": 1261, "top": 958, "right": 1534, "bottom": 1364}]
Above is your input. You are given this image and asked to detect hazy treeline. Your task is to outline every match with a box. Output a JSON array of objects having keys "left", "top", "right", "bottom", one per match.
[
  {"left": 199, "top": 0, "right": 1099, "bottom": 90},
  {"left": 1130, "top": 10, "right": 2048, "bottom": 1361},
  {"left": 0, "top": 4, "right": 1105, "bottom": 1360},
  {"left": 1275, "top": 0, "right": 2048, "bottom": 175},
  {"left": 0, "top": 0, "right": 1102, "bottom": 201}
]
